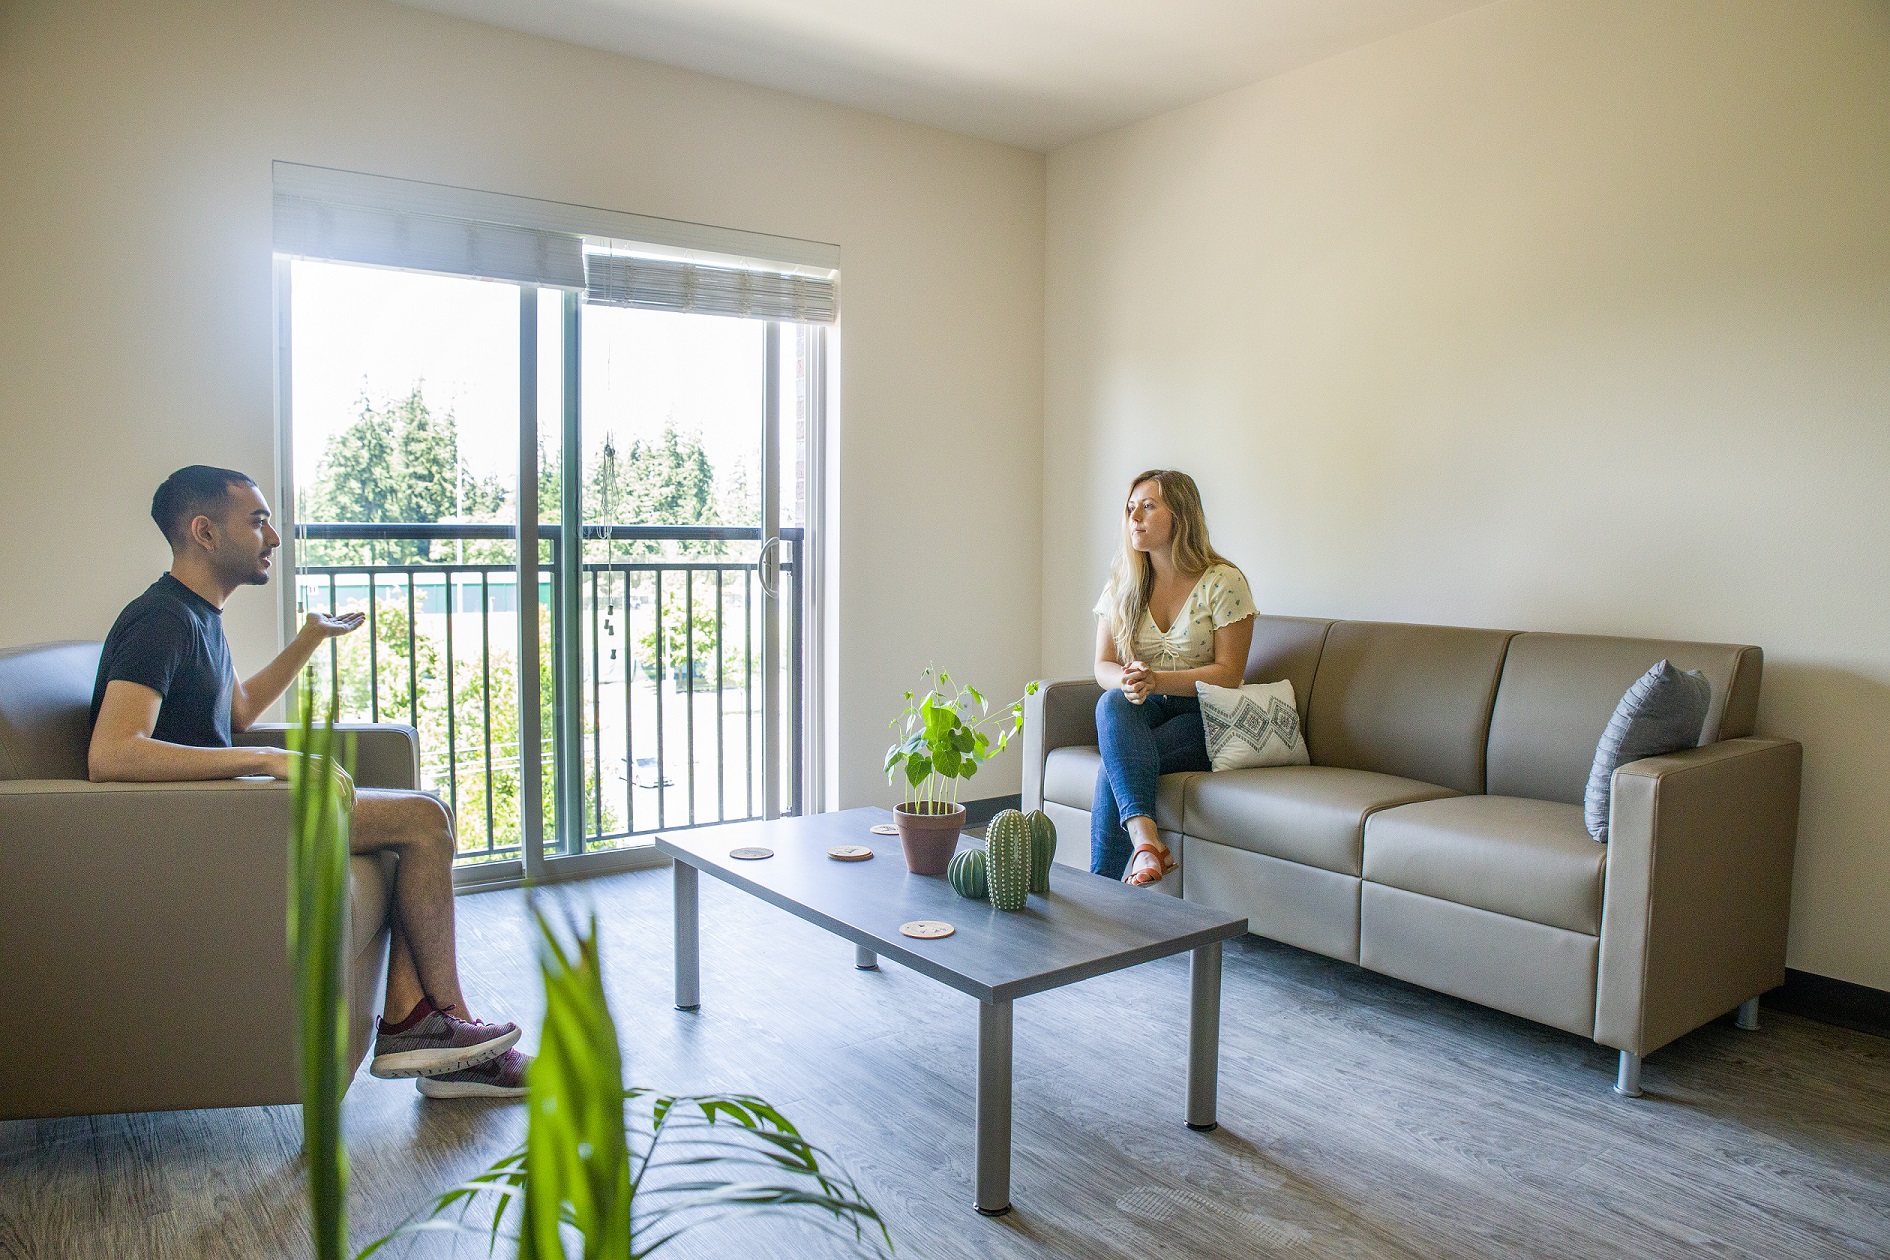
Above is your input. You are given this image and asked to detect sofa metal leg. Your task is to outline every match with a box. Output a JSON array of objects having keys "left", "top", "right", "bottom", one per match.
[
  {"left": 1736, "top": 998, "right": 1760, "bottom": 1031},
  {"left": 1614, "top": 1051, "right": 1642, "bottom": 1098}
]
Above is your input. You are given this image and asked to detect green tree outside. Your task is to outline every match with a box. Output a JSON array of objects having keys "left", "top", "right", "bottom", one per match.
[{"left": 299, "top": 387, "right": 507, "bottom": 565}]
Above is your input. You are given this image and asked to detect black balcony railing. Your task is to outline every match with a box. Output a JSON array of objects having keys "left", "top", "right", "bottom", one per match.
[{"left": 294, "top": 521, "right": 802, "bottom": 864}]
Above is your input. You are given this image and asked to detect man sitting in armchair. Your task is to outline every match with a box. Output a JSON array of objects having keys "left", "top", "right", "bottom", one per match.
[{"left": 87, "top": 464, "right": 529, "bottom": 1099}]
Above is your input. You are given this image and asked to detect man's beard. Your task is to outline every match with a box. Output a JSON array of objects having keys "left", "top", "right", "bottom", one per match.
[{"left": 225, "top": 552, "right": 272, "bottom": 586}]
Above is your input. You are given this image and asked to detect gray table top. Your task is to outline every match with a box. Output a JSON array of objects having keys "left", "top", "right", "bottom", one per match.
[{"left": 656, "top": 807, "right": 1248, "bottom": 1002}]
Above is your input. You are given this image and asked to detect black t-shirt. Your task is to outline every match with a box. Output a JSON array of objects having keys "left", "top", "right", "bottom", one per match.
[{"left": 89, "top": 574, "right": 235, "bottom": 748}]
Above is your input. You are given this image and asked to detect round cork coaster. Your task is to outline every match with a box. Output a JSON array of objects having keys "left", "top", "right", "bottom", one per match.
[
  {"left": 729, "top": 846, "right": 774, "bottom": 860},
  {"left": 868, "top": 823, "right": 900, "bottom": 836},
  {"left": 827, "top": 845, "right": 874, "bottom": 862},
  {"left": 899, "top": 920, "right": 955, "bottom": 940}
]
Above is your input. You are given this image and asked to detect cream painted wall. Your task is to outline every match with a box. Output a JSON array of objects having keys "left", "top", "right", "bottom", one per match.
[
  {"left": 1044, "top": 0, "right": 1890, "bottom": 986},
  {"left": 0, "top": 0, "right": 1044, "bottom": 808}
]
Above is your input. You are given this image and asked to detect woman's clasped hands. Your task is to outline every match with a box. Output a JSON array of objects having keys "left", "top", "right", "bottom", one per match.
[{"left": 1120, "top": 659, "right": 1154, "bottom": 704}]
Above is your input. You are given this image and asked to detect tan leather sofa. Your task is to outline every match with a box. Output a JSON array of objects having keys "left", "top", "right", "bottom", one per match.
[
  {"left": 0, "top": 641, "right": 413, "bottom": 1120},
  {"left": 1023, "top": 616, "right": 1803, "bottom": 1095}
]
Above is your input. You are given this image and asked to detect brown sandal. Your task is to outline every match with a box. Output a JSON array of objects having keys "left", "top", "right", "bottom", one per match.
[{"left": 1124, "top": 840, "right": 1177, "bottom": 887}]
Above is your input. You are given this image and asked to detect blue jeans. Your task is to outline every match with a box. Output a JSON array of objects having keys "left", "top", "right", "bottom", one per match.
[{"left": 1091, "top": 690, "right": 1210, "bottom": 879}]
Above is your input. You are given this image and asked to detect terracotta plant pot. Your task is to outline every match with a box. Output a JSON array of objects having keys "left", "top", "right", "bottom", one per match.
[{"left": 893, "top": 802, "right": 967, "bottom": 875}]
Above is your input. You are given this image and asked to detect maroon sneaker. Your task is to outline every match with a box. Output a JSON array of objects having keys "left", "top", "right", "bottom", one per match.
[
  {"left": 417, "top": 1048, "right": 532, "bottom": 1099},
  {"left": 369, "top": 999, "right": 520, "bottom": 1079}
]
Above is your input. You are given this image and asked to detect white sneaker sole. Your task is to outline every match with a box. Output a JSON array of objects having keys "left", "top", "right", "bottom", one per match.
[
  {"left": 369, "top": 1026, "right": 520, "bottom": 1079},
  {"left": 416, "top": 1074, "right": 529, "bottom": 1100}
]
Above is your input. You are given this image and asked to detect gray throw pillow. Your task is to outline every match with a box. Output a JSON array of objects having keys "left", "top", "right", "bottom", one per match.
[{"left": 1584, "top": 660, "right": 1711, "bottom": 842}]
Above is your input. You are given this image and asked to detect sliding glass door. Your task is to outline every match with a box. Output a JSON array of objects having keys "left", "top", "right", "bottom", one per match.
[
  {"left": 284, "top": 258, "right": 818, "bottom": 882},
  {"left": 537, "top": 294, "right": 812, "bottom": 865}
]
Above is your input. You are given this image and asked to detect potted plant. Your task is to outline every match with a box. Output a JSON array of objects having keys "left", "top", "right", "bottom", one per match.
[{"left": 884, "top": 669, "right": 1039, "bottom": 874}]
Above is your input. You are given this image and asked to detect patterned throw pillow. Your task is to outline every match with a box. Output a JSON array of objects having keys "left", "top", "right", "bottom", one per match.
[
  {"left": 1194, "top": 679, "right": 1311, "bottom": 772},
  {"left": 1583, "top": 660, "right": 1711, "bottom": 842}
]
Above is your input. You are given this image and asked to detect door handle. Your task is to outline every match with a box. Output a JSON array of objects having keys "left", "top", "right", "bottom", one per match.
[{"left": 757, "top": 535, "right": 786, "bottom": 600}]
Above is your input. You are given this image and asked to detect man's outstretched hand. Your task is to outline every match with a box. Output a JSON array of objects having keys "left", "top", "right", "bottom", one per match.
[
  {"left": 229, "top": 611, "right": 370, "bottom": 735},
  {"left": 303, "top": 611, "right": 366, "bottom": 639}
]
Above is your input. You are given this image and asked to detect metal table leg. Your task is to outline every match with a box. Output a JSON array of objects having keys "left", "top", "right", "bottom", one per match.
[
  {"left": 674, "top": 860, "right": 700, "bottom": 1011},
  {"left": 855, "top": 944, "right": 879, "bottom": 970},
  {"left": 975, "top": 997, "right": 1013, "bottom": 1215},
  {"left": 1187, "top": 941, "right": 1222, "bottom": 1132}
]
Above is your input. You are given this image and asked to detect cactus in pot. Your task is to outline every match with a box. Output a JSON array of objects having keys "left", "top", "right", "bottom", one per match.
[
  {"left": 948, "top": 848, "right": 989, "bottom": 900},
  {"left": 985, "top": 809, "right": 1033, "bottom": 911},
  {"left": 1026, "top": 809, "right": 1056, "bottom": 895}
]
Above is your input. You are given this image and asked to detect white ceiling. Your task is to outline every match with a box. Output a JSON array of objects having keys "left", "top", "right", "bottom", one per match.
[{"left": 392, "top": 0, "right": 1494, "bottom": 151}]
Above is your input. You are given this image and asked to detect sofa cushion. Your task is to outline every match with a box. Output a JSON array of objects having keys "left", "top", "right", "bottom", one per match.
[
  {"left": 1360, "top": 883, "right": 1599, "bottom": 1037},
  {"left": 1363, "top": 795, "right": 1605, "bottom": 935},
  {"left": 1241, "top": 616, "right": 1332, "bottom": 718},
  {"left": 1304, "top": 621, "right": 1514, "bottom": 796},
  {"left": 1185, "top": 765, "right": 1458, "bottom": 876},
  {"left": 1184, "top": 838, "right": 1362, "bottom": 963},
  {"left": 1484, "top": 632, "right": 1760, "bottom": 805},
  {"left": 1041, "top": 745, "right": 1190, "bottom": 833}
]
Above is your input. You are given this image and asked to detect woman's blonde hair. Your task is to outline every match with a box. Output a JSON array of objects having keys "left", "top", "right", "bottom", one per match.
[{"left": 1101, "top": 469, "right": 1238, "bottom": 662}]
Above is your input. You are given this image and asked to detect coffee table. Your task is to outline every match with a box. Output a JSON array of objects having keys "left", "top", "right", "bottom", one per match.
[{"left": 656, "top": 807, "right": 1249, "bottom": 1215}]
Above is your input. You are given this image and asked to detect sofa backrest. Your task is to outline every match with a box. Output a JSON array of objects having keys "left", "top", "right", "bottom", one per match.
[
  {"left": 1303, "top": 621, "right": 1515, "bottom": 796},
  {"left": 1243, "top": 615, "right": 1333, "bottom": 719},
  {"left": 1484, "top": 633, "right": 1762, "bottom": 804},
  {"left": 0, "top": 642, "right": 102, "bottom": 782}
]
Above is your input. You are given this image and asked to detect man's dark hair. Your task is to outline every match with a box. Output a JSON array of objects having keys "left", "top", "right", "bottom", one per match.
[{"left": 151, "top": 466, "right": 258, "bottom": 548}]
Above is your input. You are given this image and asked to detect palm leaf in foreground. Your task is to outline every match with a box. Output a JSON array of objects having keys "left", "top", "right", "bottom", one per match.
[
  {"left": 358, "top": 907, "right": 892, "bottom": 1258},
  {"left": 521, "top": 904, "right": 632, "bottom": 1260},
  {"left": 289, "top": 695, "right": 356, "bottom": 1260},
  {"left": 625, "top": 1089, "right": 892, "bottom": 1258}
]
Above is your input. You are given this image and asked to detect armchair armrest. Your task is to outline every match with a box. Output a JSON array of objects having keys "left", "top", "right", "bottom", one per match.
[
  {"left": 1022, "top": 678, "right": 1104, "bottom": 812},
  {"left": 235, "top": 722, "right": 420, "bottom": 791},
  {"left": 0, "top": 778, "right": 301, "bottom": 1118},
  {"left": 1594, "top": 736, "right": 1802, "bottom": 1058}
]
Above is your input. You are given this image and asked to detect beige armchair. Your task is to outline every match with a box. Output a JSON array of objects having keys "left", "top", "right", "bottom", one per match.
[{"left": 0, "top": 641, "right": 414, "bottom": 1120}]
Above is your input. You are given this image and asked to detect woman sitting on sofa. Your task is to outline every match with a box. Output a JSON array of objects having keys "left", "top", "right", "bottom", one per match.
[{"left": 1093, "top": 469, "right": 1256, "bottom": 886}]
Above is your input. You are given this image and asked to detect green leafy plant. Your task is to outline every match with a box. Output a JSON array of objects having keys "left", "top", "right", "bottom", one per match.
[
  {"left": 360, "top": 906, "right": 892, "bottom": 1259},
  {"left": 288, "top": 692, "right": 357, "bottom": 1260},
  {"left": 883, "top": 668, "right": 1039, "bottom": 815},
  {"left": 520, "top": 903, "right": 630, "bottom": 1259}
]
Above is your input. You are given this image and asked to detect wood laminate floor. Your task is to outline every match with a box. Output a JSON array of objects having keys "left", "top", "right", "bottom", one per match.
[{"left": 3, "top": 866, "right": 1887, "bottom": 1259}]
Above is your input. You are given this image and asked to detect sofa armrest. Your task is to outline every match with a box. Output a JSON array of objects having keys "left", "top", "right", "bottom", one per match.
[
  {"left": 1594, "top": 736, "right": 1802, "bottom": 1058},
  {"left": 235, "top": 722, "right": 420, "bottom": 791},
  {"left": 1022, "top": 678, "right": 1104, "bottom": 812},
  {"left": 0, "top": 778, "right": 303, "bottom": 1117}
]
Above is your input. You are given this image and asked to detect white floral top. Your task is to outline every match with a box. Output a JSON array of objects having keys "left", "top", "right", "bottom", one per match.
[{"left": 1094, "top": 563, "right": 1255, "bottom": 671}]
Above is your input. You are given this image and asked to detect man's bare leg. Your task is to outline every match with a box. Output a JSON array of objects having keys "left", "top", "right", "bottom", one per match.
[
  {"left": 383, "top": 925, "right": 425, "bottom": 1021},
  {"left": 352, "top": 788, "right": 470, "bottom": 1018},
  {"left": 353, "top": 789, "right": 522, "bottom": 1090}
]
